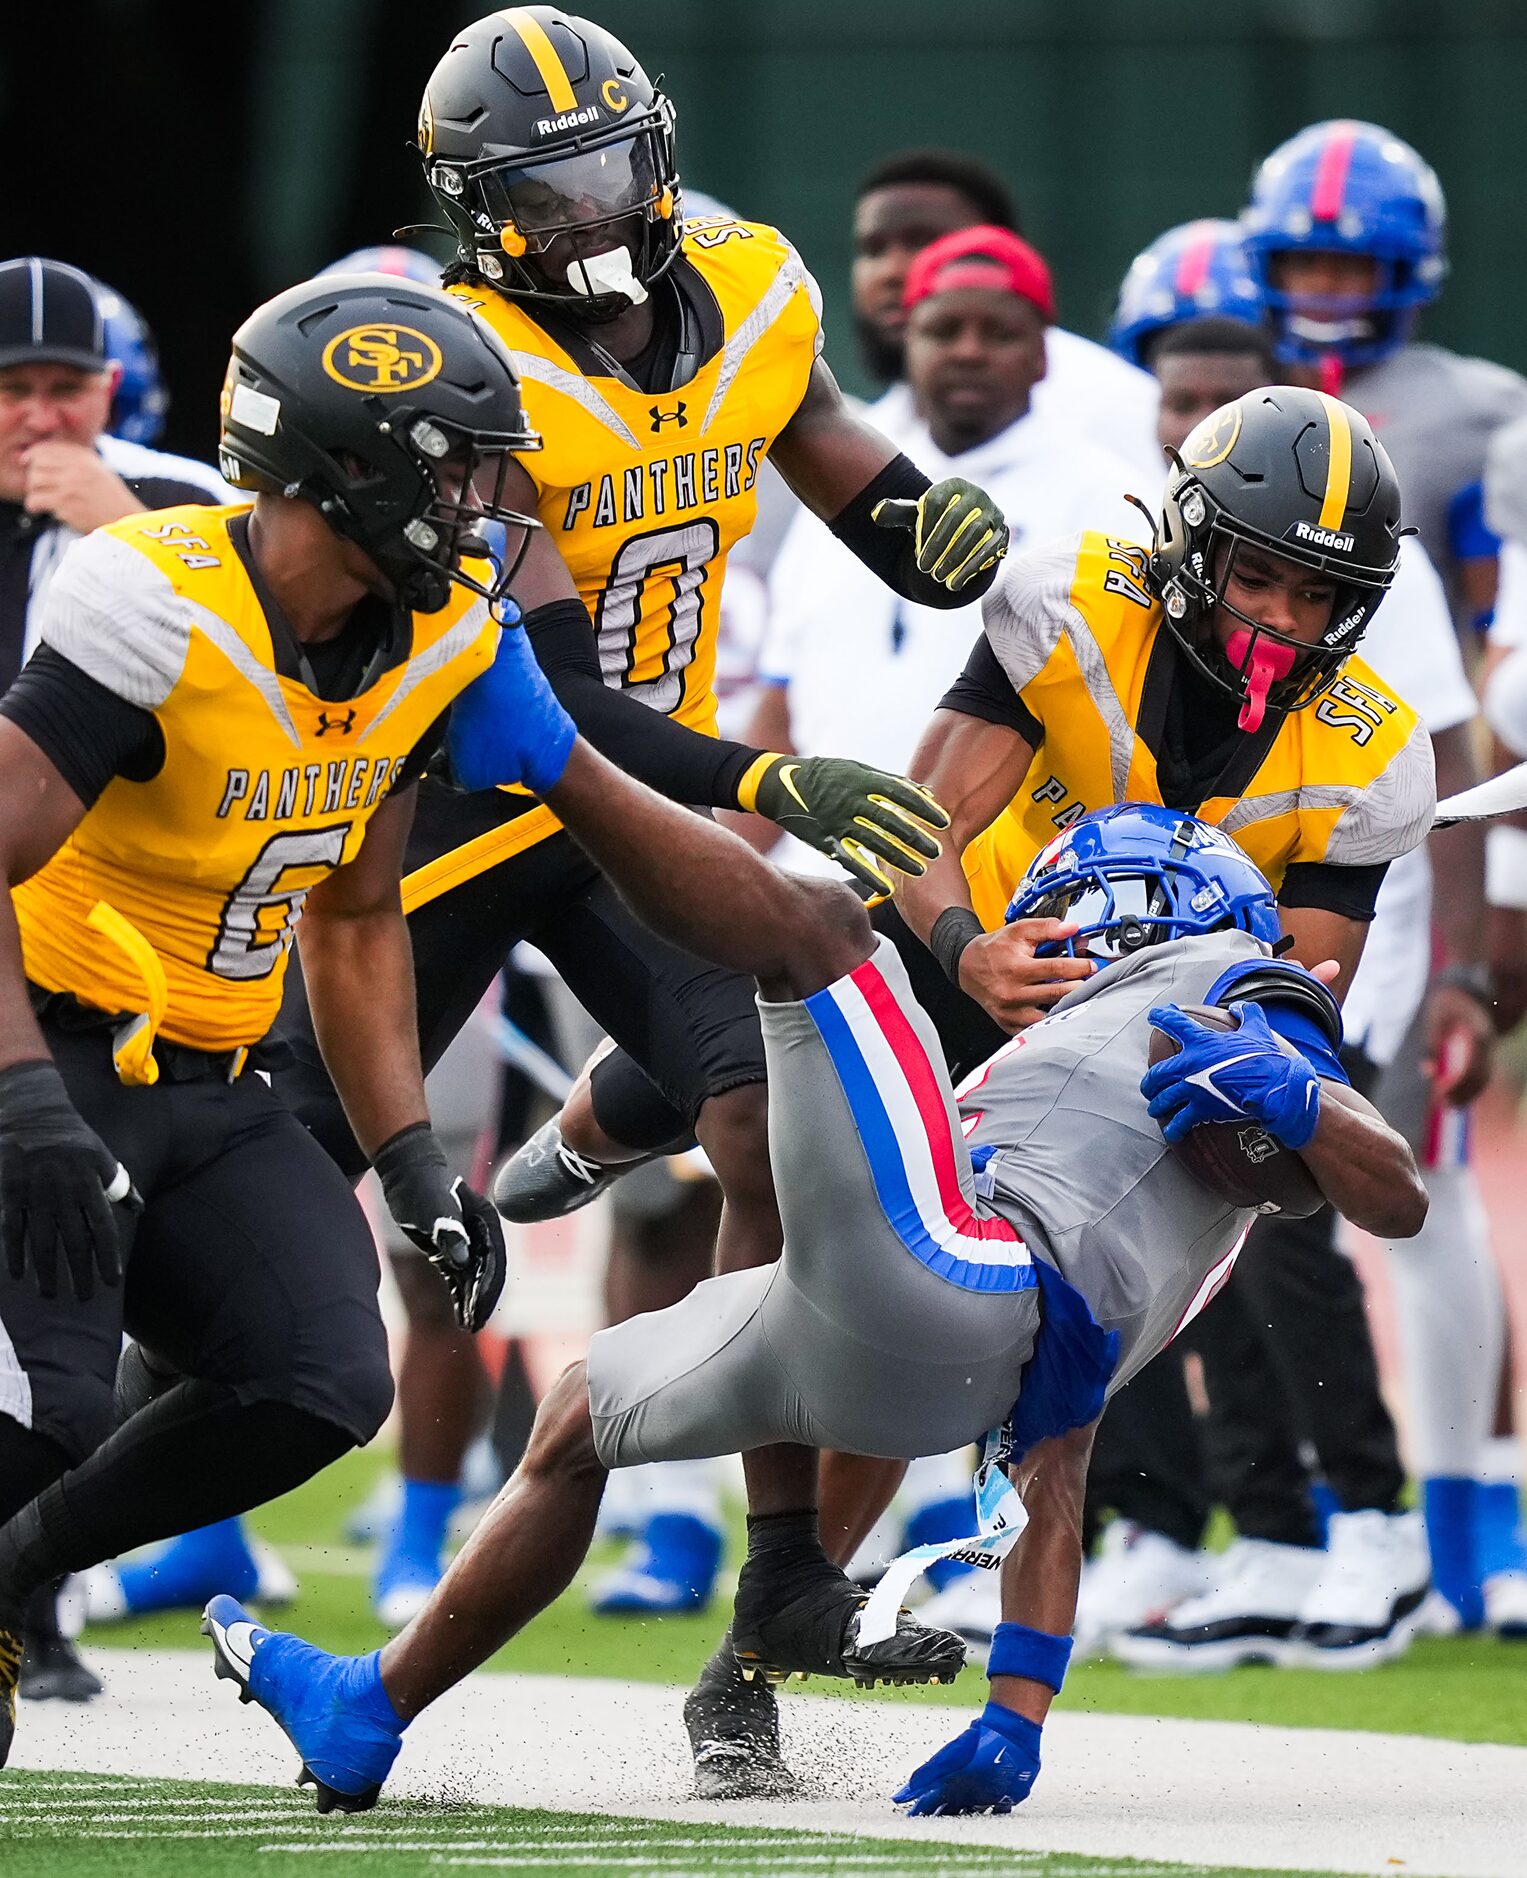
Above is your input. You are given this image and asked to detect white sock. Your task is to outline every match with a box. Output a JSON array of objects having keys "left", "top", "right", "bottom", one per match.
[{"left": 1383, "top": 1163, "right": 1504, "bottom": 1478}]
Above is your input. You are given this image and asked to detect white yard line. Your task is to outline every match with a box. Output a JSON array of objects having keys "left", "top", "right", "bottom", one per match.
[{"left": 9, "top": 1650, "right": 1526, "bottom": 1877}]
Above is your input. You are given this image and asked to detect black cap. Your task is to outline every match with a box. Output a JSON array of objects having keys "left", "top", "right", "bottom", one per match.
[{"left": 0, "top": 258, "right": 107, "bottom": 373}]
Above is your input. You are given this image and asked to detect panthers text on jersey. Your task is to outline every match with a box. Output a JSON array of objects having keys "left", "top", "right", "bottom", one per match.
[
  {"left": 449, "top": 215, "right": 822, "bottom": 740},
  {"left": 960, "top": 531, "right": 1435, "bottom": 930},
  {"left": 14, "top": 505, "right": 498, "bottom": 1053}
]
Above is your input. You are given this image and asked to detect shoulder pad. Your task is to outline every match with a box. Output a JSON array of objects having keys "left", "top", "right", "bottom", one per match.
[{"left": 1204, "top": 957, "right": 1343, "bottom": 1050}]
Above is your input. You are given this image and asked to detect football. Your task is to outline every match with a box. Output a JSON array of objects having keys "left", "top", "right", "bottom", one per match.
[{"left": 1147, "top": 1005, "right": 1326, "bottom": 1218}]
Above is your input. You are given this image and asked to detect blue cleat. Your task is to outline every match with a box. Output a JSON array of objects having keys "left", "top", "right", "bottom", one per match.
[
  {"left": 590, "top": 1512, "right": 724, "bottom": 1616},
  {"left": 112, "top": 1519, "right": 262, "bottom": 1616},
  {"left": 201, "top": 1595, "right": 406, "bottom": 1813}
]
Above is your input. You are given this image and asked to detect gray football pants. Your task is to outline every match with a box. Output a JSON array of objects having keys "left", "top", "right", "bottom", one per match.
[{"left": 587, "top": 939, "right": 1041, "bottom": 1466}]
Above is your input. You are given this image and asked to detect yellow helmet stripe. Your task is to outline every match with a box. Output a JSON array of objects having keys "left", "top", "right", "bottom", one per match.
[
  {"left": 499, "top": 8, "right": 578, "bottom": 113},
  {"left": 1315, "top": 391, "right": 1353, "bottom": 531}
]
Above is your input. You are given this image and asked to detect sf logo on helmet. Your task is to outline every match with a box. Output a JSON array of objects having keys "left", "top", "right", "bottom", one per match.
[
  {"left": 1182, "top": 402, "right": 1243, "bottom": 470},
  {"left": 322, "top": 324, "right": 444, "bottom": 393}
]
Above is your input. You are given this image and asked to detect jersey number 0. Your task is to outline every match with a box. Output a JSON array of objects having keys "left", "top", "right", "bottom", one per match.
[{"left": 594, "top": 518, "right": 721, "bottom": 715}]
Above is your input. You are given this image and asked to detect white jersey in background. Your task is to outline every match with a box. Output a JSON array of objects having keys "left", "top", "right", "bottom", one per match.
[
  {"left": 758, "top": 402, "right": 1140, "bottom": 844},
  {"left": 1340, "top": 536, "right": 1477, "bottom": 1066}
]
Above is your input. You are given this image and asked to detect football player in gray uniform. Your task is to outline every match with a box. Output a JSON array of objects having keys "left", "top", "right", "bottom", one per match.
[{"left": 203, "top": 680, "right": 1425, "bottom": 1819}]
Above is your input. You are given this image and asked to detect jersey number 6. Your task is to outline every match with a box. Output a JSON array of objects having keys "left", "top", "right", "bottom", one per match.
[{"left": 208, "top": 825, "right": 352, "bottom": 980}]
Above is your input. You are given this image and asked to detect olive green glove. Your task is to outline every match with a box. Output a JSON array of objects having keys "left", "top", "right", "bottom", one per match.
[
  {"left": 738, "top": 753, "right": 950, "bottom": 897},
  {"left": 872, "top": 477, "right": 1009, "bottom": 593}
]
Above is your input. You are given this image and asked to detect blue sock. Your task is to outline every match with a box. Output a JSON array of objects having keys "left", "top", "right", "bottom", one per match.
[
  {"left": 1308, "top": 1479, "right": 1339, "bottom": 1545},
  {"left": 1475, "top": 1479, "right": 1527, "bottom": 1580},
  {"left": 389, "top": 1479, "right": 460, "bottom": 1566},
  {"left": 904, "top": 1493, "right": 979, "bottom": 1592},
  {"left": 1423, "top": 1477, "right": 1483, "bottom": 1629},
  {"left": 118, "top": 1517, "right": 260, "bottom": 1613}
]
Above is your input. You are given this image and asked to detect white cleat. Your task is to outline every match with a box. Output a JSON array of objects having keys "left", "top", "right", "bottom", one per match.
[
  {"left": 1483, "top": 1569, "right": 1527, "bottom": 1640},
  {"left": 1289, "top": 1509, "right": 1430, "bottom": 1669},
  {"left": 1074, "top": 1521, "right": 1212, "bottom": 1658},
  {"left": 1112, "top": 1537, "right": 1325, "bottom": 1673},
  {"left": 253, "top": 1542, "right": 300, "bottom": 1608},
  {"left": 374, "top": 1582, "right": 435, "bottom": 1633}
]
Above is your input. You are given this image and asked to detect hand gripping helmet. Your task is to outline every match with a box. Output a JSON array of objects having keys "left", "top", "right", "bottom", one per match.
[
  {"left": 218, "top": 273, "right": 542, "bottom": 615},
  {"left": 418, "top": 7, "right": 680, "bottom": 317},
  {"left": 1006, "top": 804, "right": 1281, "bottom": 965},
  {"left": 1242, "top": 120, "right": 1447, "bottom": 370},
  {"left": 94, "top": 282, "right": 169, "bottom": 446},
  {"left": 1109, "top": 220, "right": 1264, "bottom": 369},
  {"left": 1147, "top": 385, "right": 1402, "bottom": 729}
]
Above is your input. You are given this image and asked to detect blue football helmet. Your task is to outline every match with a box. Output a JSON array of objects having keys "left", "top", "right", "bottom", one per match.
[
  {"left": 1110, "top": 220, "right": 1263, "bottom": 368},
  {"left": 1006, "top": 804, "right": 1281, "bottom": 965},
  {"left": 95, "top": 284, "right": 168, "bottom": 446},
  {"left": 1242, "top": 120, "right": 1446, "bottom": 370}
]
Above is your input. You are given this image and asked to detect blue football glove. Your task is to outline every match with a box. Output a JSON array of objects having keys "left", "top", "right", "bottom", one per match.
[
  {"left": 893, "top": 1702, "right": 1042, "bottom": 1817},
  {"left": 446, "top": 610, "right": 576, "bottom": 795},
  {"left": 1140, "top": 1001, "right": 1322, "bottom": 1151}
]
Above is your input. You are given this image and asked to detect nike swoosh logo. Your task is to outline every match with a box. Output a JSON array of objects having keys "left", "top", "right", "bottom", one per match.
[
  {"left": 1183, "top": 1051, "right": 1262, "bottom": 1113},
  {"left": 219, "top": 1620, "right": 263, "bottom": 1675}
]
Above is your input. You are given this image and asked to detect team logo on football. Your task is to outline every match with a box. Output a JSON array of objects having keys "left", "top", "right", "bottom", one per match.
[
  {"left": 322, "top": 325, "right": 443, "bottom": 393},
  {"left": 1183, "top": 403, "right": 1243, "bottom": 469}
]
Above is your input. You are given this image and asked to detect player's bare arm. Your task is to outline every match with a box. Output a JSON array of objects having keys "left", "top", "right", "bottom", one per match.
[
  {"left": 1274, "top": 903, "right": 1370, "bottom": 1001},
  {"left": 1422, "top": 719, "right": 1493, "bottom": 1101},
  {"left": 1297, "top": 1078, "right": 1427, "bottom": 1237},
  {"left": 0, "top": 719, "right": 91, "bottom": 1071}
]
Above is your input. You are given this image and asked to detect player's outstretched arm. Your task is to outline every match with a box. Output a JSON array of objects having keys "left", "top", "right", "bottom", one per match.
[
  {"left": 299, "top": 788, "right": 505, "bottom": 1331},
  {"left": 1298, "top": 1078, "right": 1427, "bottom": 1239},
  {"left": 895, "top": 1422, "right": 1095, "bottom": 1817}
]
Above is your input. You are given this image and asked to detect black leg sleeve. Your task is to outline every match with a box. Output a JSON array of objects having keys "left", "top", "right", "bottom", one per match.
[
  {"left": 0, "top": 1380, "right": 353, "bottom": 1618},
  {"left": 0, "top": 1418, "right": 73, "bottom": 1528}
]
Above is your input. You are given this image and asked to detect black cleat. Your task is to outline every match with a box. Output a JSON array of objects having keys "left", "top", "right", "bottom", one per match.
[
  {"left": 684, "top": 1636, "right": 798, "bottom": 1801},
  {"left": 732, "top": 1560, "right": 966, "bottom": 1690},
  {"left": 492, "top": 1119, "right": 645, "bottom": 1223},
  {"left": 20, "top": 1631, "right": 102, "bottom": 1703},
  {"left": 0, "top": 1622, "right": 22, "bottom": 1768}
]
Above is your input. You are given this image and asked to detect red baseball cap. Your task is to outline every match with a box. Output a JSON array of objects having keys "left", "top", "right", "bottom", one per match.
[{"left": 903, "top": 225, "right": 1056, "bottom": 323}]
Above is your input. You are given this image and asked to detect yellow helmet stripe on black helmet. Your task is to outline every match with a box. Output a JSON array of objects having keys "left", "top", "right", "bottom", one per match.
[
  {"left": 499, "top": 7, "right": 577, "bottom": 113},
  {"left": 1315, "top": 390, "right": 1353, "bottom": 531}
]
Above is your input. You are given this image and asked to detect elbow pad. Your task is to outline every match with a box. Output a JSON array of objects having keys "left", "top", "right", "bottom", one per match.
[{"left": 1205, "top": 958, "right": 1348, "bottom": 1084}]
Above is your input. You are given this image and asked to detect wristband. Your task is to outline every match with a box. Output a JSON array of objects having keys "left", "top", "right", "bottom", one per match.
[
  {"left": 986, "top": 1621, "right": 1073, "bottom": 1693},
  {"left": 1486, "top": 825, "right": 1527, "bottom": 910},
  {"left": 734, "top": 751, "right": 780, "bottom": 814},
  {"left": 931, "top": 907, "right": 985, "bottom": 987}
]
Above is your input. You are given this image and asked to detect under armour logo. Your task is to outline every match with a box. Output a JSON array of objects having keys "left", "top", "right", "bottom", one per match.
[
  {"left": 315, "top": 709, "right": 357, "bottom": 737},
  {"left": 649, "top": 402, "right": 688, "bottom": 431}
]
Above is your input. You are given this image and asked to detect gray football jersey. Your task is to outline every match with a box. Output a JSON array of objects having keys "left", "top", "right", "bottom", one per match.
[
  {"left": 957, "top": 929, "right": 1274, "bottom": 1392},
  {"left": 1349, "top": 344, "right": 1527, "bottom": 630}
]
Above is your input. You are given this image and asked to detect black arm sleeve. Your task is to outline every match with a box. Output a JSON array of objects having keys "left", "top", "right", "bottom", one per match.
[
  {"left": 523, "top": 598, "right": 759, "bottom": 806},
  {"left": 1276, "top": 858, "right": 1390, "bottom": 923},
  {"left": 0, "top": 645, "right": 163, "bottom": 806},
  {"left": 826, "top": 453, "right": 1001, "bottom": 610},
  {"left": 389, "top": 711, "right": 450, "bottom": 796},
  {"left": 937, "top": 633, "right": 1044, "bottom": 745}
]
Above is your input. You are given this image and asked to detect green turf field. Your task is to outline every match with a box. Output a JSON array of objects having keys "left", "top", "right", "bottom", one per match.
[
  {"left": 80, "top": 1448, "right": 1527, "bottom": 1750},
  {"left": 0, "top": 1770, "right": 1355, "bottom": 1878}
]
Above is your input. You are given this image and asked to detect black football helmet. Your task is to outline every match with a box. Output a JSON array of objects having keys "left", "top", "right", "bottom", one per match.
[
  {"left": 1148, "top": 385, "right": 1403, "bottom": 720},
  {"left": 219, "top": 273, "right": 542, "bottom": 614},
  {"left": 418, "top": 7, "right": 681, "bottom": 317}
]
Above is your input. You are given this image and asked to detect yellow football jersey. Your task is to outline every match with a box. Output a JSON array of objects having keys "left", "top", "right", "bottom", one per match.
[
  {"left": 960, "top": 531, "right": 1435, "bottom": 930},
  {"left": 448, "top": 216, "right": 822, "bottom": 738},
  {"left": 15, "top": 505, "right": 497, "bottom": 1054}
]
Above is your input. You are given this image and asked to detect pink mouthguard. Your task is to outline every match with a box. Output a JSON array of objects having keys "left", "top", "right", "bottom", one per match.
[{"left": 1225, "top": 629, "right": 1296, "bottom": 734}]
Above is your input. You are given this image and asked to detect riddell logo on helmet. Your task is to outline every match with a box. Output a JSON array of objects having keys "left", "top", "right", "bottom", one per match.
[
  {"left": 535, "top": 105, "right": 602, "bottom": 136},
  {"left": 1293, "top": 520, "right": 1356, "bottom": 553}
]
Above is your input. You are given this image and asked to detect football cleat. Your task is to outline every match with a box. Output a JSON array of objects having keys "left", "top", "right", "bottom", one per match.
[
  {"left": 105, "top": 1518, "right": 264, "bottom": 1618},
  {"left": 590, "top": 1513, "right": 723, "bottom": 1616},
  {"left": 20, "top": 1632, "right": 103, "bottom": 1703},
  {"left": 202, "top": 1596, "right": 405, "bottom": 1812},
  {"left": 0, "top": 1621, "right": 21, "bottom": 1768},
  {"left": 684, "top": 1636, "right": 798, "bottom": 1801},
  {"left": 1483, "top": 1570, "right": 1527, "bottom": 1640},
  {"left": 1112, "top": 1537, "right": 1326, "bottom": 1673},
  {"left": 1074, "top": 1520, "right": 1212, "bottom": 1658},
  {"left": 492, "top": 1118, "right": 648, "bottom": 1223},
  {"left": 732, "top": 1557, "right": 966, "bottom": 1689},
  {"left": 1289, "top": 1509, "right": 1430, "bottom": 1669}
]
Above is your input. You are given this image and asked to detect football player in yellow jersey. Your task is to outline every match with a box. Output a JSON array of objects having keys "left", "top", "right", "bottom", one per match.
[
  {"left": 0, "top": 272, "right": 566, "bottom": 1764},
  {"left": 272, "top": 4, "right": 1005, "bottom": 1705}
]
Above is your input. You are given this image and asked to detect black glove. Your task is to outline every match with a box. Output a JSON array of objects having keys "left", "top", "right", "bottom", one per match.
[
  {"left": 0, "top": 1059, "right": 138, "bottom": 1303},
  {"left": 872, "top": 477, "right": 1009, "bottom": 593},
  {"left": 373, "top": 1123, "right": 507, "bottom": 1333},
  {"left": 742, "top": 754, "right": 950, "bottom": 897}
]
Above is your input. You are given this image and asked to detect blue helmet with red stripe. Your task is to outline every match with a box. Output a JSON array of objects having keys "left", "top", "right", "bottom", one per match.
[
  {"left": 1110, "top": 220, "right": 1263, "bottom": 368},
  {"left": 1005, "top": 804, "right": 1281, "bottom": 966},
  {"left": 1242, "top": 120, "right": 1446, "bottom": 370},
  {"left": 94, "top": 283, "right": 168, "bottom": 446},
  {"left": 319, "top": 246, "right": 442, "bottom": 285}
]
